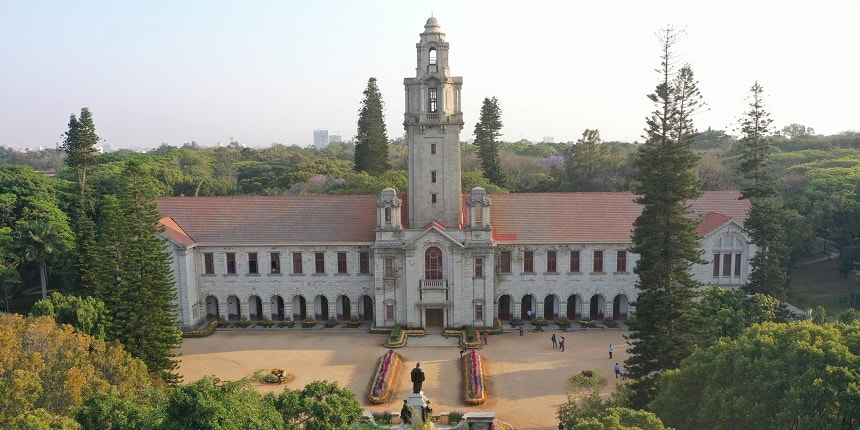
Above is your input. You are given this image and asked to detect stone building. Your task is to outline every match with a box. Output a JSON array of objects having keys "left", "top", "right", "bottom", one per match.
[{"left": 156, "top": 17, "right": 754, "bottom": 329}]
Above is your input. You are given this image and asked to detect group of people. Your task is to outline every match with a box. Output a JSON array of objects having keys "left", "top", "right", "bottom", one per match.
[{"left": 550, "top": 333, "right": 567, "bottom": 351}]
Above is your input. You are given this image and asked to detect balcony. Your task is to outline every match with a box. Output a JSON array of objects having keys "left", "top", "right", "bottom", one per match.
[{"left": 419, "top": 279, "right": 448, "bottom": 302}]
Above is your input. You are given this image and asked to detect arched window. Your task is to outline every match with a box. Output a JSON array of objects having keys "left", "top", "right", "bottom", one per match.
[
  {"left": 425, "top": 247, "right": 443, "bottom": 279},
  {"left": 429, "top": 48, "right": 437, "bottom": 65}
]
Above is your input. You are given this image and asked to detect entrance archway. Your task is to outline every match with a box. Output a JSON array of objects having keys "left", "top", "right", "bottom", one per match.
[
  {"left": 293, "top": 295, "right": 307, "bottom": 320},
  {"left": 270, "top": 295, "right": 284, "bottom": 321},
  {"left": 567, "top": 294, "right": 582, "bottom": 320},
  {"left": 521, "top": 294, "right": 535, "bottom": 320},
  {"left": 249, "top": 295, "right": 262, "bottom": 320},
  {"left": 315, "top": 295, "right": 329, "bottom": 321},
  {"left": 613, "top": 294, "right": 629, "bottom": 320},
  {"left": 498, "top": 295, "right": 513, "bottom": 320},
  {"left": 338, "top": 295, "right": 351, "bottom": 320},
  {"left": 359, "top": 295, "right": 373, "bottom": 321},
  {"left": 205, "top": 296, "right": 219, "bottom": 318},
  {"left": 543, "top": 295, "right": 558, "bottom": 320},
  {"left": 426, "top": 308, "right": 444, "bottom": 328},
  {"left": 227, "top": 295, "right": 240, "bottom": 321},
  {"left": 589, "top": 294, "right": 605, "bottom": 320}
]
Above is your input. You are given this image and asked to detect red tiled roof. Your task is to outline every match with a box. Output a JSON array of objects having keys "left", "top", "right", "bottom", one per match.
[
  {"left": 697, "top": 212, "right": 733, "bottom": 236},
  {"left": 156, "top": 195, "right": 378, "bottom": 246},
  {"left": 488, "top": 191, "right": 748, "bottom": 244},
  {"left": 156, "top": 191, "right": 748, "bottom": 247},
  {"left": 159, "top": 216, "right": 195, "bottom": 247}
]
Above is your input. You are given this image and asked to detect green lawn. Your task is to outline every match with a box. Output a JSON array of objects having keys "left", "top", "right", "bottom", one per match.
[{"left": 787, "top": 258, "right": 860, "bottom": 318}]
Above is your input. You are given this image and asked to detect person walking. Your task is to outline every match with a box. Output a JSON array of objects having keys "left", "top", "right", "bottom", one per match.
[
  {"left": 518, "top": 323, "right": 524, "bottom": 336},
  {"left": 559, "top": 336, "right": 565, "bottom": 352},
  {"left": 622, "top": 365, "right": 629, "bottom": 380},
  {"left": 551, "top": 333, "right": 557, "bottom": 348},
  {"left": 614, "top": 363, "right": 621, "bottom": 379},
  {"left": 482, "top": 330, "right": 489, "bottom": 345},
  {"left": 608, "top": 344, "right": 613, "bottom": 359}
]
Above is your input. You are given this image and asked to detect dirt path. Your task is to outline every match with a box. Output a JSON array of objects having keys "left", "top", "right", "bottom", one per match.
[{"left": 177, "top": 328, "right": 630, "bottom": 430}]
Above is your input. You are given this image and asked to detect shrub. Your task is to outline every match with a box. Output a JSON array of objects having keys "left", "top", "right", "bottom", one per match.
[
  {"left": 448, "top": 411, "right": 464, "bottom": 425},
  {"left": 372, "top": 411, "right": 392, "bottom": 424},
  {"left": 260, "top": 318, "right": 274, "bottom": 328},
  {"left": 580, "top": 319, "right": 596, "bottom": 328},
  {"left": 465, "top": 325, "right": 476, "bottom": 342},
  {"left": 603, "top": 317, "right": 618, "bottom": 328},
  {"left": 324, "top": 317, "right": 338, "bottom": 328},
  {"left": 510, "top": 318, "right": 523, "bottom": 327},
  {"left": 237, "top": 318, "right": 251, "bottom": 328},
  {"left": 555, "top": 317, "right": 571, "bottom": 327},
  {"left": 301, "top": 318, "right": 317, "bottom": 328},
  {"left": 389, "top": 324, "right": 402, "bottom": 342}
]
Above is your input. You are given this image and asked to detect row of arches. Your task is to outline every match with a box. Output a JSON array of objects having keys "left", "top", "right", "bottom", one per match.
[
  {"left": 497, "top": 293, "right": 629, "bottom": 321},
  {"left": 206, "top": 294, "right": 374, "bottom": 322}
]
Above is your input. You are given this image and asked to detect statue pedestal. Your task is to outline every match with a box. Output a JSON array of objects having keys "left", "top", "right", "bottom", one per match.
[{"left": 407, "top": 392, "right": 430, "bottom": 425}]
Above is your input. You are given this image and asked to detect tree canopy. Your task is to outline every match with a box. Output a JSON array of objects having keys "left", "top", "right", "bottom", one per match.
[
  {"left": 651, "top": 321, "right": 860, "bottom": 430},
  {"left": 354, "top": 77, "right": 390, "bottom": 175},
  {"left": 625, "top": 28, "right": 706, "bottom": 408},
  {"left": 473, "top": 96, "right": 505, "bottom": 186}
]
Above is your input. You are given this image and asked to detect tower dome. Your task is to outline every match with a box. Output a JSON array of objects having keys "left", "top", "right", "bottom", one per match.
[{"left": 424, "top": 17, "right": 441, "bottom": 32}]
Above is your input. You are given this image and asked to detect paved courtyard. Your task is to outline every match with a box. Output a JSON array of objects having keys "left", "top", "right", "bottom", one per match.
[{"left": 177, "top": 327, "right": 630, "bottom": 430}]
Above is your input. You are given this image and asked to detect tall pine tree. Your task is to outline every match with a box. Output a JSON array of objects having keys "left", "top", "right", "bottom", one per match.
[
  {"left": 95, "top": 158, "right": 181, "bottom": 383},
  {"left": 736, "top": 82, "right": 789, "bottom": 298},
  {"left": 625, "top": 28, "right": 705, "bottom": 408},
  {"left": 354, "top": 77, "right": 389, "bottom": 175},
  {"left": 473, "top": 96, "right": 505, "bottom": 187},
  {"left": 60, "top": 108, "right": 101, "bottom": 294}
]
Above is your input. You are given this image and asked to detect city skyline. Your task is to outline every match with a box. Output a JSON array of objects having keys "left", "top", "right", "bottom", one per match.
[{"left": 2, "top": 1, "right": 857, "bottom": 150}]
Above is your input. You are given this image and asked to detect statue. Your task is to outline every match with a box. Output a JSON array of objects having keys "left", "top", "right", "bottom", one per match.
[
  {"left": 400, "top": 399, "right": 412, "bottom": 424},
  {"left": 411, "top": 362, "right": 425, "bottom": 394}
]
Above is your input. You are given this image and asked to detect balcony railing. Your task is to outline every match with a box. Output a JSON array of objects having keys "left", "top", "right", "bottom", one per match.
[{"left": 419, "top": 279, "right": 448, "bottom": 301}]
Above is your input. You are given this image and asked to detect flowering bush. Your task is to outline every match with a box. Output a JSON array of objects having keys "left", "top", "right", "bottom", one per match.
[
  {"left": 368, "top": 350, "right": 402, "bottom": 404},
  {"left": 263, "top": 368, "right": 289, "bottom": 383},
  {"left": 462, "top": 350, "right": 486, "bottom": 405},
  {"left": 182, "top": 319, "right": 219, "bottom": 338}
]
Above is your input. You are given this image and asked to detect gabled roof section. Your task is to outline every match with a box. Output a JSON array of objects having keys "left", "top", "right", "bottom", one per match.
[
  {"left": 422, "top": 220, "right": 447, "bottom": 230},
  {"left": 697, "top": 212, "right": 732, "bottom": 236},
  {"left": 159, "top": 216, "right": 195, "bottom": 248},
  {"left": 156, "top": 195, "right": 378, "bottom": 246},
  {"left": 403, "top": 224, "right": 465, "bottom": 249},
  {"left": 489, "top": 191, "right": 749, "bottom": 245}
]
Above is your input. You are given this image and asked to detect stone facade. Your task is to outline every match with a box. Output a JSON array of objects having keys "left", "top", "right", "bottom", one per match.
[{"left": 158, "top": 18, "right": 755, "bottom": 330}]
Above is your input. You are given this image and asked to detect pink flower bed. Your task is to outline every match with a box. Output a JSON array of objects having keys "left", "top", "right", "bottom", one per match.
[
  {"left": 463, "top": 350, "right": 486, "bottom": 405},
  {"left": 368, "top": 350, "right": 401, "bottom": 404}
]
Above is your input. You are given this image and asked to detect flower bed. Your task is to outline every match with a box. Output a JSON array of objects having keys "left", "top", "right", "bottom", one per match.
[
  {"left": 462, "top": 350, "right": 486, "bottom": 405},
  {"left": 263, "top": 368, "right": 290, "bottom": 384},
  {"left": 182, "top": 318, "right": 219, "bottom": 338},
  {"left": 368, "top": 350, "right": 402, "bottom": 404}
]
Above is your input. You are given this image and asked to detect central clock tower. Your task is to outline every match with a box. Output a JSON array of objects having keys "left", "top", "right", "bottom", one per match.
[{"left": 403, "top": 17, "right": 464, "bottom": 228}]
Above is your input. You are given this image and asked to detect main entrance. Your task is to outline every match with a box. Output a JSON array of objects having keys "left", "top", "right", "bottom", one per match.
[{"left": 425, "top": 308, "right": 444, "bottom": 329}]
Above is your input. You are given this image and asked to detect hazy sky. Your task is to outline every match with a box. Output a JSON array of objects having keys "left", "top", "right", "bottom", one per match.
[{"left": 2, "top": 1, "right": 857, "bottom": 150}]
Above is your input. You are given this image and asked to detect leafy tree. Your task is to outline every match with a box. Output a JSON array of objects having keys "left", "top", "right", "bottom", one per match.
[
  {"left": 736, "top": 82, "right": 789, "bottom": 297},
  {"left": 651, "top": 322, "right": 860, "bottom": 430},
  {"left": 0, "top": 226, "right": 21, "bottom": 311},
  {"left": 15, "top": 198, "right": 74, "bottom": 299},
  {"left": 473, "top": 96, "right": 505, "bottom": 186},
  {"left": 781, "top": 123, "right": 815, "bottom": 138},
  {"left": 557, "top": 370, "right": 616, "bottom": 426},
  {"left": 625, "top": 28, "right": 705, "bottom": 408},
  {"left": 93, "top": 158, "right": 182, "bottom": 382},
  {"left": 0, "top": 314, "right": 155, "bottom": 427},
  {"left": 161, "top": 377, "right": 283, "bottom": 430},
  {"left": 272, "top": 380, "right": 363, "bottom": 430},
  {"left": 0, "top": 166, "right": 73, "bottom": 298},
  {"left": 696, "top": 286, "right": 779, "bottom": 347},
  {"left": 563, "top": 129, "right": 623, "bottom": 191},
  {"left": 568, "top": 407, "right": 672, "bottom": 430},
  {"left": 31, "top": 292, "right": 111, "bottom": 340},
  {"left": 354, "top": 77, "right": 390, "bottom": 175},
  {"left": 75, "top": 392, "right": 157, "bottom": 430}
]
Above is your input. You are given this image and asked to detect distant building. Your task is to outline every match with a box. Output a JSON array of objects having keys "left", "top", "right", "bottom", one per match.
[
  {"left": 313, "top": 130, "right": 329, "bottom": 149},
  {"left": 157, "top": 17, "right": 755, "bottom": 329},
  {"left": 329, "top": 134, "right": 343, "bottom": 143},
  {"left": 542, "top": 136, "right": 555, "bottom": 143}
]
